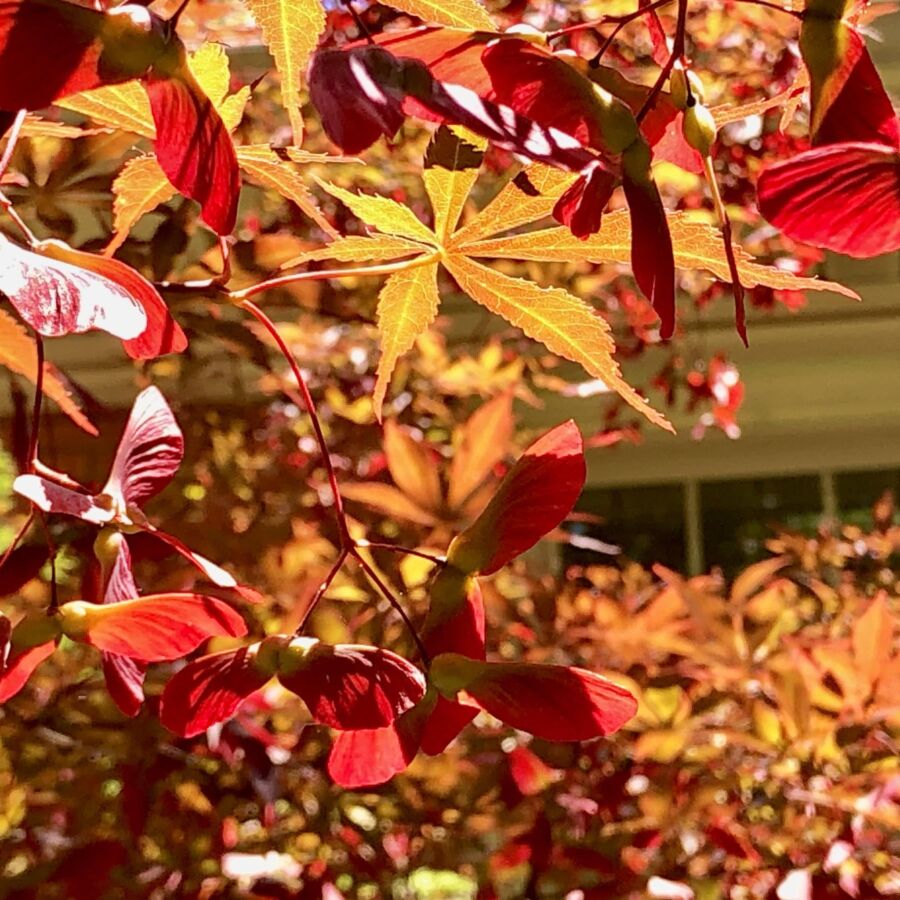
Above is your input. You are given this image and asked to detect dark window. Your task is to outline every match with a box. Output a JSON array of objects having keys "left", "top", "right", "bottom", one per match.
[
  {"left": 836, "top": 469, "right": 900, "bottom": 528},
  {"left": 700, "top": 475, "right": 822, "bottom": 574},
  {"left": 569, "top": 484, "right": 686, "bottom": 570}
]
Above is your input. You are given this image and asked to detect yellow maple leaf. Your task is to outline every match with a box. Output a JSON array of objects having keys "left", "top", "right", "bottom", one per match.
[
  {"left": 62, "top": 44, "right": 342, "bottom": 248},
  {"left": 106, "top": 156, "right": 177, "bottom": 255},
  {"left": 374, "top": 259, "right": 442, "bottom": 415},
  {"left": 0, "top": 309, "right": 97, "bottom": 435},
  {"left": 460, "top": 212, "right": 859, "bottom": 300},
  {"left": 238, "top": 146, "right": 339, "bottom": 239},
  {"left": 244, "top": 0, "right": 325, "bottom": 144},
  {"left": 295, "top": 127, "right": 671, "bottom": 428},
  {"left": 277, "top": 128, "right": 858, "bottom": 427}
]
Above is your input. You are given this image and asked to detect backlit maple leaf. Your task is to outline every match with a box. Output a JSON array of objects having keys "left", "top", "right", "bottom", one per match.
[{"left": 286, "top": 128, "right": 856, "bottom": 425}]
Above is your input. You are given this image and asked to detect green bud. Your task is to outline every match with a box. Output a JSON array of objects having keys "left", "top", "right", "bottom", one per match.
[
  {"left": 592, "top": 85, "right": 639, "bottom": 154},
  {"left": 683, "top": 101, "right": 717, "bottom": 156},
  {"left": 93, "top": 528, "right": 123, "bottom": 569},
  {"left": 670, "top": 65, "right": 706, "bottom": 111}
]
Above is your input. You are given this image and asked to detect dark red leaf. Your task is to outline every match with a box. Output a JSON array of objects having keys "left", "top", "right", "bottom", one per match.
[
  {"left": 102, "top": 386, "right": 184, "bottom": 510},
  {"left": 0, "top": 640, "right": 56, "bottom": 703},
  {"left": 757, "top": 142, "right": 900, "bottom": 258},
  {"left": 808, "top": 26, "right": 900, "bottom": 149},
  {"left": 99, "top": 538, "right": 146, "bottom": 717},
  {"left": 101, "top": 653, "right": 145, "bottom": 718},
  {"left": 480, "top": 39, "right": 635, "bottom": 156},
  {"left": 307, "top": 48, "right": 407, "bottom": 154},
  {"left": 0, "top": 2, "right": 178, "bottom": 114},
  {"left": 622, "top": 169, "right": 676, "bottom": 339},
  {"left": 447, "top": 420, "right": 586, "bottom": 575},
  {"left": 0, "top": 0, "right": 107, "bottom": 111},
  {"left": 0, "top": 233, "right": 147, "bottom": 341},
  {"left": 144, "top": 72, "right": 240, "bottom": 235},
  {"left": 419, "top": 694, "right": 479, "bottom": 756},
  {"left": 278, "top": 643, "right": 426, "bottom": 730},
  {"left": 432, "top": 654, "right": 638, "bottom": 741},
  {"left": 159, "top": 645, "right": 269, "bottom": 737},
  {"left": 552, "top": 167, "right": 617, "bottom": 239},
  {"left": 67, "top": 593, "right": 246, "bottom": 661},
  {"left": 310, "top": 46, "right": 600, "bottom": 176}
]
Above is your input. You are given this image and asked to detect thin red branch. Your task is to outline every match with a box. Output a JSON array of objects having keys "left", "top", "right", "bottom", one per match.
[
  {"left": 0, "top": 508, "right": 35, "bottom": 573},
  {"left": 353, "top": 551, "right": 430, "bottom": 665},
  {"left": 358, "top": 540, "right": 447, "bottom": 566},
  {"left": 27, "top": 333, "right": 44, "bottom": 470},
  {"left": 240, "top": 299, "right": 349, "bottom": 541},
  {"left": 636, "top": 0, "right": 690, "bottom": 124}
]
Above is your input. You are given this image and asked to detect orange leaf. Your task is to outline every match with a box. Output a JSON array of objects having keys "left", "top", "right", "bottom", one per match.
[
  {"left": 0, "top": 308, "right": 97, "bottom": 435},
  {"left": 383, "top": 420, "right": 443, "bottom": 514},
  {"left": 447, "top": 392, "right": 514, "bottom": 511},
  {"left": 853, "top": 593, "right": 895, "bottom": 689}
]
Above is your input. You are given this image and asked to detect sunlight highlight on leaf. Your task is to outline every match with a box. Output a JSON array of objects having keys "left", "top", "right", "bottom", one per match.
[
  {"left": 106, "top": 156, "right": 177, "bottom": 255},
  {"left": 461, "top": 212, "right": 860, "bottom": 299},
  {"left": 374, "top": 260, "right": 441, "bottom": 419},
  {"left": 317, "top": 180, "right": 438, "bottom": 246},
  {"left": 442, "top": 254, "right": 672, "bottom": 431},
  {"left": 59, "top": 80, "right": 153, "bottom": 137},
  {"left": 245, "top": 0, "right": 325, "bottom": 143},
  {"left": 382, "top": 0, "right": 494, "bottom": 30}
]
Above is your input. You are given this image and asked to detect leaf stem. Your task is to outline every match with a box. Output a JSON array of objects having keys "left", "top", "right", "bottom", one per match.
[
  {"left": 353, "top": 550, "right": 430, "bottom": 665},
  {"left": 27, "top": 333, "right": 44, "bottom": 470},
  {"left": 228, "top": 255, "right": 435, "bottom": 303},
  {"left": 0, "top": 508, "right": 34, "bottom": 573},
  {"left": 636, "top": 0, "right": 690, "bottom": 124},
  {"left": 240, "top": 299, "right": 349, "bottom": 542},
  {"left": 357, "top": 540, "right": 447, "bottom": 566},
  {"left": 295, "top": 548, "right": 350, "bottom": 636},
  {"left": 701, "top": 154, "right": 747, "bottom": 345}
]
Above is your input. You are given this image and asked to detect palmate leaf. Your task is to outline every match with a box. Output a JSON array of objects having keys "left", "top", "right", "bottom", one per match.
[
  {"left": 294, "top": 131, "right": 670, "bottom": 426},
  {"left": 374, "top": 261, "right": 442, "bottom": 414},
  {"left": 66, "top": 42, "right": 339, "bottom": 247},
  {"left": 292, "top": 127, "right": 857, "bottom": 424},
  {"left": 463, "top": 213, "right": 861, "bottom": 299},
  {"left": 243, "top": 0, "right": 325, "bottom": 144}
]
